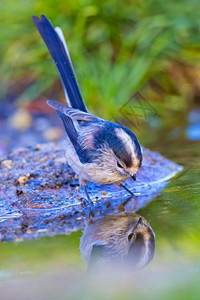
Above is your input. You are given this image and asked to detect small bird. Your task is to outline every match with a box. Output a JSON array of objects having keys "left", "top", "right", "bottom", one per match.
[
  {"left": 32, "top": 15, "right": 142, "bottom": 204},
  {"left": 80, "top": 212, "right": 155, "bottom": 271}
]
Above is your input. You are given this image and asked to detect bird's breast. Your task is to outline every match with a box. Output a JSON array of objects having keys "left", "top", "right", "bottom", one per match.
[
  {"left": 83, "top": 165, "right": 129, "bottom": 184},
  {"left": 64, "top": 137, "right": 129, "bottom": 184}
]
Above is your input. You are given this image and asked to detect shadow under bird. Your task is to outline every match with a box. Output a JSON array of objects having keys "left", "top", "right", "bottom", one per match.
[
  {"left": 32, "top": 15, "right": 142, "bottom": 204},
  {"left": 80, "top": 212, "right": 155, "bottom": 271}
]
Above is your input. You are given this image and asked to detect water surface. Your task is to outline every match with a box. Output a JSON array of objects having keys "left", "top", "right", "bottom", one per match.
[{"left": 0, "top": 105, "right": 200, "bottom": 299}]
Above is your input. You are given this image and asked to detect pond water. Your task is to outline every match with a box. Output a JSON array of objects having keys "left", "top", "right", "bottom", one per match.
[{"left": 0, "top": 105, "right": 200, "bottom": 299}]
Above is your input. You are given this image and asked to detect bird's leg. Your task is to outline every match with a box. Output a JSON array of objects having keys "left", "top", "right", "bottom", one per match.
[
  {"left": 85, "top": 208, "right": 93, "bottom": 225},
  {"left": 80, "top": 178, "right": 93, "bottom": 206},
  {"left": 84, "top": 185, "right": 93, "bottom": 206},
  {"left": 116, "top": 182, "right": 134, "bottom": 196},
  {"left": 118, "top": 196, "right": 132, "bottom": 213}
]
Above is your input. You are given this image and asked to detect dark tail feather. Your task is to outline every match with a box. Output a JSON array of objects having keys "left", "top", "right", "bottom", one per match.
[{"left": 32, "top": 14, "right": 88, "bottom": 112}]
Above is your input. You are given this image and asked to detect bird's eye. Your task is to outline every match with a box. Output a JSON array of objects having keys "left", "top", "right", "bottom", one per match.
[
  {"left": 117, "top": 162, "right": 123, "bottom": 168},
  {"left": 128, "top": 233, "right": 134, "bottom": 241}
]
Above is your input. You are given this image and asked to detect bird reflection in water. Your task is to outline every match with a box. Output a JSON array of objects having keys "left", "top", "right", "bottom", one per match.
[{"left": 80, "top": 211, "right": 155, "bottom": 272}]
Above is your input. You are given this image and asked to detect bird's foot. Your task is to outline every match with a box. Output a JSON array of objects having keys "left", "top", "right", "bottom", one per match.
[
  {"left": 118, "top": 196, "right": 133, "bottom": 212},
  {"left": 117, "top": 182, "right": 134, "bottom": 196},
  {"left": 84, "top": 186, "right": 93, "bottom": 206}
]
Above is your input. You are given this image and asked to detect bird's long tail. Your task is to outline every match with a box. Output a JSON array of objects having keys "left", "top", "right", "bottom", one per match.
[{"left": 32, "top": 14, "right": 88, "bottom": 112}]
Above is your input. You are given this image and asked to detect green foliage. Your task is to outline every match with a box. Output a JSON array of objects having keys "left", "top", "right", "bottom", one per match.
[{"left": 1, "top": 0, "right": 200, "bottom": 117}]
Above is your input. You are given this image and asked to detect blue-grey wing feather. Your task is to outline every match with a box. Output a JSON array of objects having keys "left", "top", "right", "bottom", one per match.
[
  {"left": 56, "top": 110, "right": 79, "bottom": 150},
  {"left": 47, "top": 99, "right": 99, "bottom": 122}
]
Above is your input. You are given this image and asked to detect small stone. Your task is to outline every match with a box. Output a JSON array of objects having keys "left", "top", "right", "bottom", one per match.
[
  {"left": 9, "top": 108, "right": 32, "bottom": 131},
  {"left": 75, "top": 186, "right": 80, "bottom": 190},
  {"left": 55, "top": 157, "right": 67, "bottom": 163},
  {"left": 1, "top": 160, "right": 13, "bottom": 168},
  {"left": 40, "top": 157, "right": 47, "bottom": 163},
  {"left": 43, "top": 127, "right": 62, "bottom": 141},
  {"left": 16, "top": 189, "right": 23, "bottom": 196},
  {"left": 37, "top": 229, "right": 48, "bottom": 233},
  {"left": 34, "top": 146, "right": 40, "bottom": 151},
  {"left": 17, "top": 176, "right": 29, "bottom": 184},
  {"left": 106, "top": 202, "right": 111, "bottom": 208}
]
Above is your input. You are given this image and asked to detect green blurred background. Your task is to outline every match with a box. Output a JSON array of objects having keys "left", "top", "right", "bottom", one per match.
[
  {"left": 1, "top": 0, "right": 200, "bottom": 152},
  {"left": 1, "top": 0, "right": 200, "bottom": 117}
]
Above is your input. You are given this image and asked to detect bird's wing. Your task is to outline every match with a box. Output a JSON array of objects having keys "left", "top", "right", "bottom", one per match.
[
  {"left": 56, "top": 110, "right": 79, "bottom": 150},
  {"left": 47, "top": 99, "right": 100, "bottom": 122},
  {"left": 87, "top": 244, "right": 114, "bottom": 271}
]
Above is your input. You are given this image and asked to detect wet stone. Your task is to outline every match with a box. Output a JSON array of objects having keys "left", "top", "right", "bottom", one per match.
[{"left": 0, "top": 142, "right": 182, "bottom": 242}]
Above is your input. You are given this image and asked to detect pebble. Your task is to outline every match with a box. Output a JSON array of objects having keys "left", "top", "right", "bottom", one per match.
[
  {"left": 9, "top": 108, "right": 32, "bottom": 131},
  {"left": 16, "top": 189, "right": 23, "bottom": 196},
  {"left": 36, "top": 229, "right": 48, "bottom": 233},
  {"left": 17, "top": 176, "right": 29, "bottom": 184},
  {"left": 55, "top": 157, "right": 67, "bottom": 163},
  {"left": 40, "top": 157, "right": 47, "bottom": 163},
  {"left": 43, "top": 127, "right": 62, "bottom": 141},
  {"left": 1, "top": 160, "right": 13, "bottom": 168}
]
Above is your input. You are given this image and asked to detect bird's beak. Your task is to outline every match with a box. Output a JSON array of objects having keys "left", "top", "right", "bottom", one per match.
[
  {"left": 136, "top": 217, "right": 143, "bottom": 226},
  {"left": 131, "top": 174, "right": 136, "bottom": 181}
]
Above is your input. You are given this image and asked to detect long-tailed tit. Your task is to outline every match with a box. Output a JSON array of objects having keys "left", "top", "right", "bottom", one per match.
[{"left": 32, "top": 15, "right": 142, "bottom": 204}]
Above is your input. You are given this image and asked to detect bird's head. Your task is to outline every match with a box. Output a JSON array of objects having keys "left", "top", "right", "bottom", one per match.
[
  {"left": 91, "top": 122, "right": 142, "bottom": 183},
  {"left": 111, "top": 127, "right": 142, "bottom": 181},
  {"left": 126, "top": 215, "right": 155, "bottom": 270}
]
